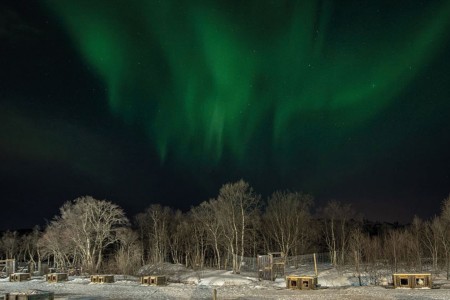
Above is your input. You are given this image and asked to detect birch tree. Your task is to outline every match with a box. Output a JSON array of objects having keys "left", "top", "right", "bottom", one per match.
[
  {"left": 216, "top": 180, "right": 260, "bottom": 274},
  {"left": 114, "top": 227, "right": 142, "bottom": 275},
  {"left": 135, "top": 204, "right": 171, "bottom": 264},
  {"left": 322, "top": 200, "right": 355, "bottom": 266},
  {"left": 439, "top": 195, "right": 450, "bottom": 279},
  {"left": 0, "top": 231, "right": 19, "bottom": 259},
  {"left": 423, "top": 217, "right": 441, "bottom": 271},
  {"left": 21, "top": 226, "right": 42, "bottom": 273},
  {"left": 49, "top": 196, "right": 128, "bottom": 273},
  {"left": 191, "top": 199, "right": 225, "bottom": 269},
  {"left": 263, "top": 191, "right": 313, "bottom": 256},
  {"left": 409, "top": 216, "right": 423, "bottom": 270},
  {"left": 40, "top": 219, "right": 78, "bottom": 269}
]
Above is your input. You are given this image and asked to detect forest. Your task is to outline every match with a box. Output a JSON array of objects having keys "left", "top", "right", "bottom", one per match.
[{"left": 1, "top": 180, "right": 449, "bottom": 280}]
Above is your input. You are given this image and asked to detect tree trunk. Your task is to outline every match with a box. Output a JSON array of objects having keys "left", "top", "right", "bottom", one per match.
[
  {"left": 447, "top": 252, "right": 449, "bottom": 280},
  {"left": 214, "top": 237, "right": 221, "bottom": 269}
]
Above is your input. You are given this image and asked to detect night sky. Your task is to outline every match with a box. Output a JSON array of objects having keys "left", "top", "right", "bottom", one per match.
[{"left": 1, "top": 0, "right": 450, "bottom": 230}]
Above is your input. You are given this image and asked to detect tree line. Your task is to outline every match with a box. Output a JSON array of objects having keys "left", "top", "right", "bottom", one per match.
[{"left": 1, "top": 180, "right": 449, "bottom": 279}]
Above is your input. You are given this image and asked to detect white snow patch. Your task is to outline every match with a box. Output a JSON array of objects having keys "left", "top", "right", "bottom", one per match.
[
  {"left": 318, "top": 269, "right": 352, "bottom": 287},
  {"left": 198, "top": 270, "right": 254, "bottom": 286}
]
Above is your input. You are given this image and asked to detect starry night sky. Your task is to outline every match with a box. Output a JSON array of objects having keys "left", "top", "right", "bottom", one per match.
[{"left": 1, "top": 0, "right": 450, "bottom": 230}]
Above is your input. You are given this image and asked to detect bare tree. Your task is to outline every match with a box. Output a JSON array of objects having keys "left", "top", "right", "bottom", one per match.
[
  {"left": 191, "top": 199, "right": 225, "bottom": 269},
  {"left": 349, "top": 227, "right": 364, "bottom": 285},
  {"left": 263, "top": 191, "right": 313, "bottom": 256},
  {"left": 384, "top": 228, "right": 416, "bottom": 273},
  {"left": 322, "top": 200, "right": 355, "bottom": 266},
  {"left": 134, "top": 213, "right": 147, "bottom": 265},
  {"left": 439, "top": 195, "right": 450, "bottom": 279},
  {"left": 169, "top": 212, "right": 198, "bottom": 267},
  {"left": 177, "top": 213, "right": 207, "bottom": 269},
  {"left": 189, "top": 214, "right": 208, "bottom": 269},
  {"left": 0, "top": 231, "right": 19, "bottom": 259},
  {"left": 48, "top": 196, "right": 128, "bottom": 273},
  {"left": 39, "top": 221, "right": 75, "bottom": 269},
  {"left": 168, "top": 210, "right": 184, "bottom": 265},
  {"left": 215, "top": 180, "right": 260, "bottom": 274},
  {"left": 423, "top": 217, "right": 441, "bottom": 272},
  {"left": 21, "top": 226, "right": 42, "bottom": 273},
  {"left": 360, "top": 234, "right": 384, "bottom": 284},
  {"left": 385, "top": 230, "right": 399, "bottom": 272},
  {"left": 409, "top": 216, "right": 424, "bottom": 270},
  {"left": 114, "top": 227, "right": 142, "bottom": 275},
  {"left": 135, "top": 204, "right": 171, "bottom": 264}
]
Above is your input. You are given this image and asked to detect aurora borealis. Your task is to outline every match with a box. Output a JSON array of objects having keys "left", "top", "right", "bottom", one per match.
[
  {"left": 46, "top": 0, "right": 450, "bottom": 163},
  {"left": 1, "top": 0, "right": 450, "bottom": 229}
]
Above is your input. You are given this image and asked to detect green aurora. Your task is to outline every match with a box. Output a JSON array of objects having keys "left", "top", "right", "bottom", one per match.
[{"left": 46, "top": 0, "right": 450, "bottom": 169}]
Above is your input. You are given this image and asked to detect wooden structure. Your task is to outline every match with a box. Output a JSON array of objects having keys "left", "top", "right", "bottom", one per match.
[
  {"left": 392, "top": 273, "right": 432, "bottom": 288},
  {"left": 90, "top": 275, "right": 115, "bottom": 283},
  {"left": 1, "top": 259, "right": 16, "bottom": 276},
  {"left": 9, "top": 273, "right": 31, "bottom": 282},
  {"left": 257, "top": 252, "right": 285, "bottom": 280},
  {"left": 140, "top": 275, "right": 166, "bottom": 286},
  {"left": 286, "top": 275, "right": 318, "bottom": 290},
  {"left": 45, "top": 273, "right": 68, "bottom": 283},
  {"left": 4, "top": 291, "right": 54, "bottom": 300}
]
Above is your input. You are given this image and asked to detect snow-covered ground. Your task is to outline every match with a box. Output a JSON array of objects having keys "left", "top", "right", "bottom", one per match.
[{"left": 1, "top": 269, "right": 449, "bottom": 299}]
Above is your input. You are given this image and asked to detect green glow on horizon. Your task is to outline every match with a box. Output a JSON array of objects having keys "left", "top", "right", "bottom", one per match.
[{"left": 46, "top": 0, "right": 450, "bottom": 165}]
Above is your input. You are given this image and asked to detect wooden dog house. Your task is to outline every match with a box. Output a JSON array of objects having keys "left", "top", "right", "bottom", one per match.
[
  {"left": 9, "top": 273, "right": 31, "bottom": 282},
  {"left": 90, "top": 275, "right": 115, "bottom": 283},
  {"left": 46, "top": 273, "right": 68, "bottom": 283},
  {"left": 392, "top": 273, "right": 432, "bottom": 288},
  {"left": 140, "top": 275, "right": 166, "bottom": 286},
  {"left": 286, "top": 275, "right": 318, "bottom": 290},
  {"left": 4, "top": 291, "right": 54, "bottom": 300}
]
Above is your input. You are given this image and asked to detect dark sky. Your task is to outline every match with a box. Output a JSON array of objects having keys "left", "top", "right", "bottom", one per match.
[{"left": 1, "top": 0, "right": 450, "bottom": 230}]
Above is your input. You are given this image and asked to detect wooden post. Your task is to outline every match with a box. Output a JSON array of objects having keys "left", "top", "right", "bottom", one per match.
[
  {"left": 313, "top": 253, "right": 318, "bottom": 277},
  {"left": 213, "top": 288, "right": 217, "bottom": 300},
  {"left": 355, "top": 250, "right": 361, "bottom": 286}
]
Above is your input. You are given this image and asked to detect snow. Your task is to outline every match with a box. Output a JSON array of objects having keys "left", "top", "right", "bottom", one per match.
[
  {"left": 318, "top": 269, "right": 352, "bottom": 287},
  {"left": 197, "top": 270, "right": 256, "bottom": 286},
  {"left": 0, "top": 269, "right": 449, "bottom": 299}
]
